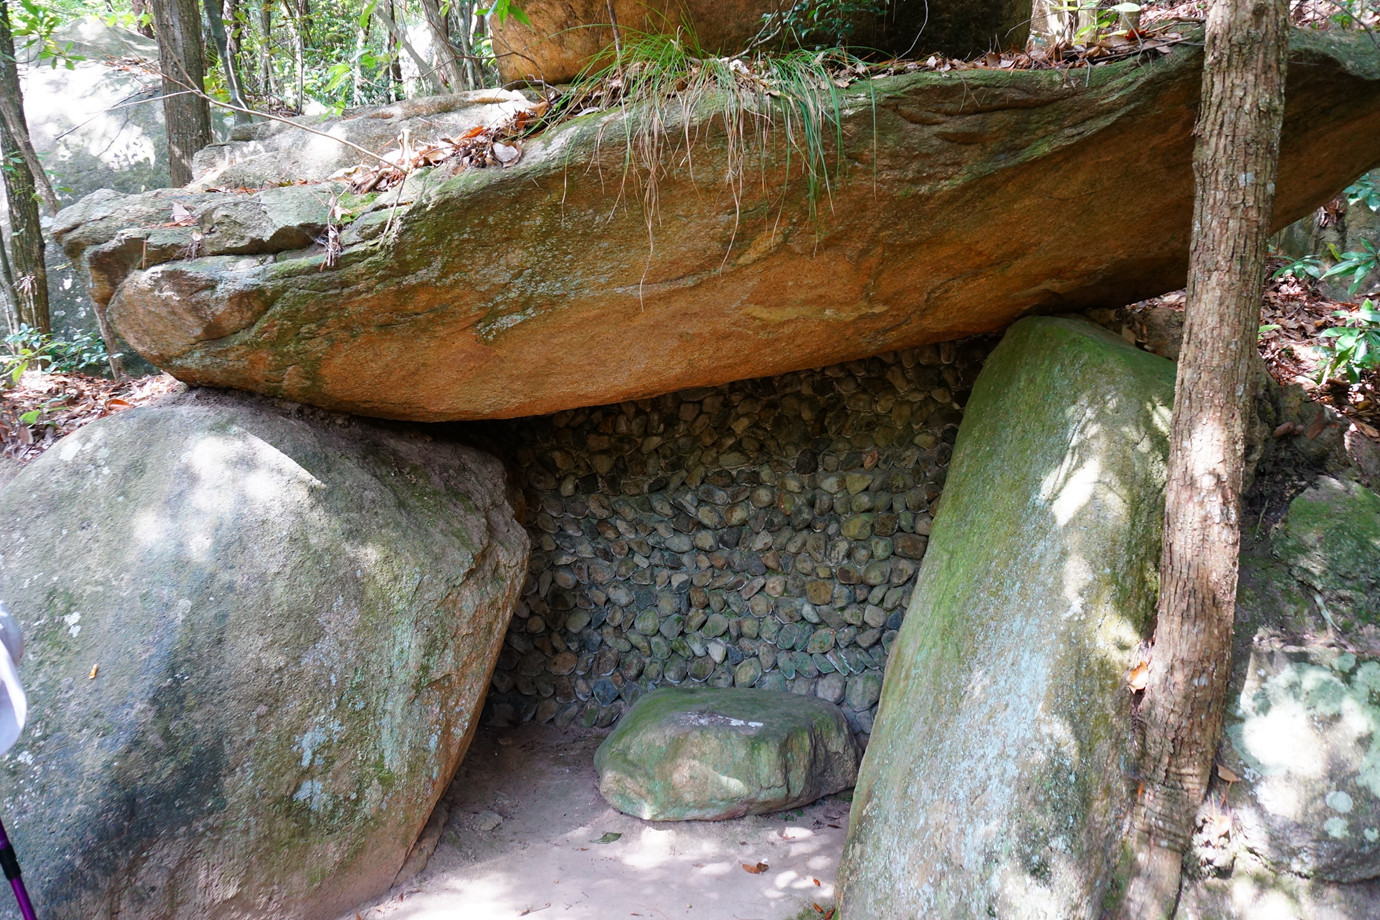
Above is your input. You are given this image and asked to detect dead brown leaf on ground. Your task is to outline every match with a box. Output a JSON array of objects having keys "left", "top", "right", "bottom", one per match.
[{"left": 1, "top": 371, "right": 182, "bottom": 465}]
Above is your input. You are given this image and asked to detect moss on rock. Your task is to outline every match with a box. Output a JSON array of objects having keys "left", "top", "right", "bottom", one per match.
[{"left": 835, "top": 316, "right": 1174, "bottom": 920}]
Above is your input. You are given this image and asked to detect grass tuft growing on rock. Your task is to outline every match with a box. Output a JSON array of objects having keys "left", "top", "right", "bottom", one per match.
[{"left": 567, "top": 25, "right": 873, "bottom": 267}]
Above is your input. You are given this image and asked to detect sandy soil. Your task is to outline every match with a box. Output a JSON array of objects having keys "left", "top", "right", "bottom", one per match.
[{"left": 338, "top": 724, "right": 849, "bottom": 920}]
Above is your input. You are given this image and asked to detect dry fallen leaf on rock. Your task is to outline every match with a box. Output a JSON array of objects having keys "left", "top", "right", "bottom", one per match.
[{"left": 741, "top": 860, "right": 768, "bottom": 874}]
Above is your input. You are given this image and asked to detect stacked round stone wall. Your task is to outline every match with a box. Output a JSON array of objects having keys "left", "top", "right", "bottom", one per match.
[{"left": 482, "top": 338, "right": 993, "bottom": 740}]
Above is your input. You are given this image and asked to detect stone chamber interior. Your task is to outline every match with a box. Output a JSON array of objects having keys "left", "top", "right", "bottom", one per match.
[{"left": 473, "top": 335, "right": 996, "bottom": 742}]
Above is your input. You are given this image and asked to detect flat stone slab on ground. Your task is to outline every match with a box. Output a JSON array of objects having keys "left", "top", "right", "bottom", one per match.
[{"left": 595, "top": 687, "right": 860, "bottom": 821}]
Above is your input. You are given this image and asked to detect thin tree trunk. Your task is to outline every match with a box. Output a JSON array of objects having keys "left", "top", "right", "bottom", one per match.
[
  {"left": 0, "top": 121, "right": 47, "bottom": 333},
  {"left": 0, "top": 1, "right": 47, "bottom": 332},
  {"left": 0, "top": 1, "right": 57, "bottom": 215},
  {"left": 130, "top": 0, "right": 156, "bottom": 38},
  {"left": 152, "top": 0, "right": 213, "bottom": 185},
  {"left": 1116, "top": 2, "right": 1289, "bottom": 918},
  {"left": 351, "top": 7, "right": 370, "bottom": 107},
  {"left": 419, "top": 0, "right": 466, "bottom": 91},
  {"left": 259, "top": 1, "right": 274, "bottom": 98},
  {"left": 226, "top": 0, "right": 244, "bottom": 64},
  {"left": 0, "top": 223, "right": 17, "bottom": 333},
  {"left": 203, "top": 0, "right": 252, "bottom": 125},
  {"left": 375, "top": 0, "right": 445, "bottom": 95},
  {"left": 283, "top": 0, "right": 306, "bottom": 110},
  {"left": 471, "top": 5, "right": 495, "bottom": 86},
  {"left": 452, "top": 0, "right": 480, "bottom": 89}
]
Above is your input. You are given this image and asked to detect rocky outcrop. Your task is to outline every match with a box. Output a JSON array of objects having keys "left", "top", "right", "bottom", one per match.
[
  {"left": 491, "top": 0, "right": 1033, "bottom": 85},
  {"left": 595, "top": 687, "right": 859, "bottom": 820},
  {"left": 835, "top": 316, "right": 1174, "bottom": 920},
  {"left": 0, "top": 391, "right": 529, "bottom": 920},
  {"left": 21, "top": 17, "right": 173, "bottom": 368},
  {"left": 56, "top": 29, "right": 1380, "bottom": 422},
  {"left": 192, "top": 89, "right": 536, "bottom": 188},
  {"left": 1179, "top": 474, "right": 1380, "bottom": 916},
  {"left": 25, "top": 18, "right": 169, "bottom": 202}
]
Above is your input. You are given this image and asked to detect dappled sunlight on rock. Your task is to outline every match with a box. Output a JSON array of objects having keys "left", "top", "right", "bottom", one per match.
[
  {"left": 838, "top": 317, "right": 1175, "bottom": 919},
  {"left": 0, "top": 391, "right": 529, "bottom": 920}
]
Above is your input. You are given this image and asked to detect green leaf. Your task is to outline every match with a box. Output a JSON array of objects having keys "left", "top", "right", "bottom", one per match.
[{"left": 595, "top": 832, "right": 622, "bottom": 844}]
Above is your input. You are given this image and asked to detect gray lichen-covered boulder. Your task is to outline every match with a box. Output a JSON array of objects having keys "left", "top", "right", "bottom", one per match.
[
  {"left": 191, "top": 89, "right": 536, "bottom": 188},
  {"left": 1177, "top": 474, "right": 1380, "bottom": 916},
  {"left": 0, "top": 391, "right": 529, "bottom": 920},
  {"left": 21, "top": 17, "right": 170, "bottom": 369},
  {"left": 836, "top": 317, "right": 1173, "bottom": 920},
  {"left": 595, "top": 687, "right": 859, "bottom": 820},
  {"left": 1271, "top": 476, "right": 1380, "bottom": 629}
]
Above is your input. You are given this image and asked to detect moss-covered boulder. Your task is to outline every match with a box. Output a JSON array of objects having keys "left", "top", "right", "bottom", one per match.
[
  {"left": 836, "top": 316, "right": 1173, "bottom": 920},
  {"left": 1175, "top": 475, "right": 1380, "bottom": 915},
  {"left": 0, "top": 391, "right": 529, "bottom": 920},
  {"left": 595, "top": 687, "right": 859, "bottom": 820},
  {"left": 1272, "top": 476, "right": 1380, "bottom": 629}
]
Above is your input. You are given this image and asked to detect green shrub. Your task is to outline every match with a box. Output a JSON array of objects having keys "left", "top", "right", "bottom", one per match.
[{"left": 2, "top": 324, "right": 114, "bottom": 385}]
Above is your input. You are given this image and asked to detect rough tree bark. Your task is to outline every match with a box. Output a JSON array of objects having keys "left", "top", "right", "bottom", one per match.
[
  {"left": 258, "top": 0, "right": 273, "bottom": 97},
  {"left": 0, "top": 0, "right": 56, "bottom": 215},
  {"left": 1117, "top": 1, "right": 1289, "bottom": 917},
  {"left": 152, "top": 0, "right": 213, "bottom": 185},
  {"left": 419, "top": 0, "right": 468, "bottom": 91},
  {"left": 202, "top": 0, "right": 252, "bottom": 126},
  {"left": 0, "top": 0, "right": 48, "bottom": 332},
  {"left": 375, "top": 0, "right": 446, "bottom": 95},
  {"left": 130, "top": 0, "right": 156, "bottom": 37}
]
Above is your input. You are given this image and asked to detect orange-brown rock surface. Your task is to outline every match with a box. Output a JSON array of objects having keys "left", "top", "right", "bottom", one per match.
[
  {"left": 490, "top": 0, "right": 1032, "bottom": 85},
  {"left": 56, "top": 29, "right": 1380, "bottom": 423}
]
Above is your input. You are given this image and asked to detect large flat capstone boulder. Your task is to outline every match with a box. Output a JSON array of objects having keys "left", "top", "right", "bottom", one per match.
[
  {"left": 835, "top": 316, "right": 1173, "bottom": 919},
  {"left": 0, "top": 391, "right": 529, "bottom": 920},
  {"left": 55, "top": 29, "right": 1380, "bottom": 422},
  {"left": 595, "top": 687, "right": 859, "bottom": 820},
  {"left": 491, "top": 0, "right": 1032, "bottom": 85}
]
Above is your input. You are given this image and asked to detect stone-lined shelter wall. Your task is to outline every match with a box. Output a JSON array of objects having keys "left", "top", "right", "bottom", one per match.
[{"left": 480, "top": 337, "right": 993, "bottom": 739}]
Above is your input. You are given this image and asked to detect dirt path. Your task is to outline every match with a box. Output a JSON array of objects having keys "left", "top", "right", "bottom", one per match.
[{"left": 339, "top": 724, "right": 848, "bottom": 920}]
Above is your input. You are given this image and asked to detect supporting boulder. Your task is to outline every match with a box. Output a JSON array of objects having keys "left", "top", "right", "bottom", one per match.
[
  {"left": 835, "top": 317, "right": 1173, "bottom": 919},
  {"left": 595, "top": 687, "right": 859, "bottom": 820},
  {"left": 490, "top": 0, "right": 1033, "bottom": 85},
  {"left": 0, "top": 391, "right": 529, "bottom": 920},
  {"left": 54, "top": 29, "right": 1380, "bottom": 422}
]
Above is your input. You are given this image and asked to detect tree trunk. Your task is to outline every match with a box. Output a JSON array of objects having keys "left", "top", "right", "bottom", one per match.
[
  {"left": 130, "top": 0, "right": 156, "bottom": 38},
  {"left": 419, "top": 0, "right": 467, "bottom": 91},
  {"left": 152, "top": 0, "right": 213, "bottom": 186},
  {"left": 0, "top": 0, "right": 48, "bottom": 332},
  {"left": 258, "top": 1, "right": 273, "bottom": 99},
  {"left": 452, "top": 0, "right": 480, "bottom": 89},
  {"left": 351, "top": 8, "right": 370, "bottom": 107},
  {"left": 202, "top": 0, "right": 252, "bottom": 126},
  {"left": 282, "top": 0, "right": 307, "bottom": 110},
  {"left": 1116, "top": 2, "right": 1289, "bottom": 918},
  {"left": 0, "top": 1, "right": 57, "bottom": 215},
  {"left": 375, "top": 0, "right": 446, "bottom": 95}
]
